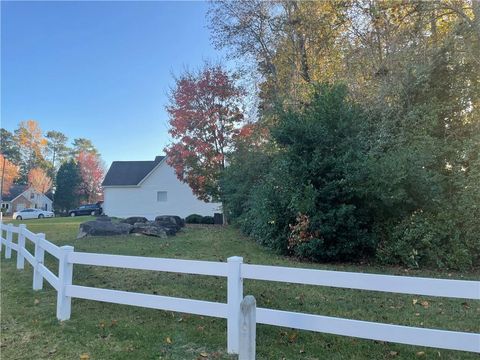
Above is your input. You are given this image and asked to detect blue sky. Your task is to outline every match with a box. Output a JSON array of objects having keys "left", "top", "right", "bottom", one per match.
[{"left": 1, "top": 0, "right": 224, "bottom": 166}]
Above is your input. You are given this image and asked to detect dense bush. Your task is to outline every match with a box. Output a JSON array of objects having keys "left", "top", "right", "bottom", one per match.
[
  {"left": 222, "top": 82, "right": 480, "bottom": 269},
  {"left": 201, "top": 216, "right": 214, "bottom": 224},
  {"left": 231, "top": 85, "right": 377, "bottom": 261},
  {"left": 185, "top": 214, "right": 215, "bottom": 225},
  {"left": 185, "top": 214, "right": 203, "bottom": 224}
]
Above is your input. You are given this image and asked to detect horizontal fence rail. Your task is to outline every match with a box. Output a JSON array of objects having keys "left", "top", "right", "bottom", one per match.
[
  {"left": 1, "top": 222, "right": 479, "bottom": 356},
  {"left": 69, "top": 252, "right": 228, "bottom": 276},
  {"left": 242, "top": 264, "right": 480, "bottom": 300},
  {"left": 65, "top": 285, "right": 228, "bottom": 318},
  {"left": 256, "top": 308, "right": 479, "bottom": 353}
]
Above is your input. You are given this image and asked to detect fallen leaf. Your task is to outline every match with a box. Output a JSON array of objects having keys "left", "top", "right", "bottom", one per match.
[
  {"left": 165, "top": 337, "right": 172, "bottom": 344},
  {"left": 416, "top": 351, "right": 425, "bottom": 356},
  {"left": 288, "top": 332, "right": 298, "bottom": 343},
  {"left": 80, "top": 354, "right": 90, "bottom": 360},
  {"left": 420, "top": 301, "right": 429, "bottom": 308},
  {"left": 412, "top": 299, "right": 418, "bottom": 305},
  {"left": 111, "top": 319, "right": 117, "bottom": 327},
  {"left": 34, "top": 299, "right": 40, "bottom": 305},
  {"left": 389, "top": 351, "right": 399, "bottom": 357},
  {"left": 199, "top": 352, "right": 208, "bottom": 357}
]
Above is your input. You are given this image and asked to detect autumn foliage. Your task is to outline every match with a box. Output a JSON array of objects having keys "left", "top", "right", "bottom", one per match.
[
  {"left": 76, "top": 151, "right": 105, "bottom": 203},
  {"left": 0, "top": 154, "right": 20, "bottom": 197},
  {"left": 165, "top": 65, "right": 244, "bottom": 201},
  {"left": 28, "top": 168, "right": 52, "bottom": 193}
]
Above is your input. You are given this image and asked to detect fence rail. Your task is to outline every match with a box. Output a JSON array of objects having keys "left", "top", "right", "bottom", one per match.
[{"left": 1, "top": 221, "right": 479, "bottom": 357}]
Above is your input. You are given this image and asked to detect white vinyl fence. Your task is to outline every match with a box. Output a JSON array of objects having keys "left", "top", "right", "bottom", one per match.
[{"left": 1, "top": 222, "right": 479, "bottom": 357}]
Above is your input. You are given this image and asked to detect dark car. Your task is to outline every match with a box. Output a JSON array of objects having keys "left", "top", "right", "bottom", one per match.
[{"left": 69, "top": 203, "right": 103, "bottom": 217}]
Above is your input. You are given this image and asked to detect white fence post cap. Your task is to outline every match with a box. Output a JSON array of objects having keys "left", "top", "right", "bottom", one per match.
[{"left": 228, "top": 256, "right": 243, "bottom": 263}]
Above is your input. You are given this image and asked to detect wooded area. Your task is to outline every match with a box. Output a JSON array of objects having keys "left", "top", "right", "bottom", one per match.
[{"left": 170, "top": 0, "right": 480, "bottom": 270}]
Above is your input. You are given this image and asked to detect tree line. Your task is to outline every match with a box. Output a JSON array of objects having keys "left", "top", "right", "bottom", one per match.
[
  {"left": 166, "top": 1, "right": 479, "bottom": 270},
  {"left": 1, "top": 120, "right": 105, "bottom": 211}
]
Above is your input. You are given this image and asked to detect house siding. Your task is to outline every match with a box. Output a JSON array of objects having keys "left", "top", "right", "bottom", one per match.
[
  {"left": 11, "top": 195, "right": 34, "bottom": 212},
  {"left": 7, "top": 189, "right": 53, "bottom": 213},
  {"left": 103, "top": 161, "right": 220, "bottom": 220}
]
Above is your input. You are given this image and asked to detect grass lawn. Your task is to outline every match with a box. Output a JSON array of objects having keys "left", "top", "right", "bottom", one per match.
[{"left": 1, "top": 217, "right": 478, "bottom": 360}]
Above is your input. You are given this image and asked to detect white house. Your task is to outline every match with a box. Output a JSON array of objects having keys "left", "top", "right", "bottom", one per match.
[
  {"left": 102, "top": 156, "right": 221, "bottom": 220},
  {"left": 1, "top": 184, "right": 53, "bottom": 214}
]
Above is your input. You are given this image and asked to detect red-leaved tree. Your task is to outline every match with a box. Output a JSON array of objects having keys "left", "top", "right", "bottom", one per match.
[
  {"left": 76, "top": 151, "right": 105, "bottom": 203},
  {"left": 165, "top": 65, "right": 244, "bottom": 202}
]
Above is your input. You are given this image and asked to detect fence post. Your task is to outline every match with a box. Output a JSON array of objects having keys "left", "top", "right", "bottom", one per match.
[
  {"left": 57, "top": 245, "right": 74, "bottom": 321},
  {"left": 5, "top": 223, "right": 13, "bottom": 259},
  {"left": 16, "top": 224, "right": 26, "bottom": 269},
  {"left": 33, "top": 233, "right": 46, "bottom": 290},
  {"left": 239, "top": 296, "right": 256, "bottom": 360},
  {"left": 227, "top": 256, "right": 243, "bottom": 354}
]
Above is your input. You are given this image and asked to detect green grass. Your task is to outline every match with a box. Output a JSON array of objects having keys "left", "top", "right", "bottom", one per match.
[{"left": 1, "top": 217, "right": 478, "bottom": 359}]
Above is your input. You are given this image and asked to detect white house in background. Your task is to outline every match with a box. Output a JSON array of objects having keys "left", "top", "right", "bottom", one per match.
[
  {"left": 1, "top": 184, "right": 53, "bottom": 214},
  {"left": 101, "top": 156, "right": 221, "bottom": 220}
]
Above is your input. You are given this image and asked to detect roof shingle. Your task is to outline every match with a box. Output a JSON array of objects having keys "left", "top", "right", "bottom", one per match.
[{"left": 102, "top": 156, "right": 165, "bottom": 186}]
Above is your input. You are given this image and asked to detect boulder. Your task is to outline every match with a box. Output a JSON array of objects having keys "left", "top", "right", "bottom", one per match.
[
  {"left": 154, "top": 215, "right": 185, "bottom": 230},
  {"left": 77, "top": 220, "right": 133, "bottom": 239},
  {"left": 131, "top": 222, "right": 168, "bottom": 238},
  {"left": 120, "top": 216, "right": 149, "bottom": 225},
  {"left": 96, "top": 215, "right": 112, "bottom": 222}
]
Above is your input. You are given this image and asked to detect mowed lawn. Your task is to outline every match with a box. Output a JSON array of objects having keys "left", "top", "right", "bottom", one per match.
[{"left": 1, "top": 217, "right": 478, "bottom": 360}]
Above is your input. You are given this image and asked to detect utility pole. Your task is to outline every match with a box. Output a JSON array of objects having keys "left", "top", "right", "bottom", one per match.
[{"left": 0, "top": 154, "right": 6, "bottom": 202}]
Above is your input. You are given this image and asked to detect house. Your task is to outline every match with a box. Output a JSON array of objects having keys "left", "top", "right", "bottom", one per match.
[
  {"left": 1, "top": 184, "right": 53, "bottom": 214},
  {"left": 101, "top": 156, "right": 221, "bottom": 220}
]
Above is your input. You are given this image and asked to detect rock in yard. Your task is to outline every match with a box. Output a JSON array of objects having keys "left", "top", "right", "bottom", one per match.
[
  {"left": 154, "top": 215, "right": 184, "bottom": 232},
  {"left": 120, "top": 216, "right": 149, "bottom": 225},
  {"left": 77, "top": 220, "right": 133, "bottom": 239},
  {"left": 131, "top": 222, "right": 167, "bottom": 238}
]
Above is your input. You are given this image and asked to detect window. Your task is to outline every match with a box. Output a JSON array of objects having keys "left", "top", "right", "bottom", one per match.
[
  {"left": 30, "top": 192, "right": 35, "bottom": 200},
  {"left": 1, "top": 203, "right": 8, "bottom": 209},
  {"left": 157, "top": 191, "right": 167, "bottom": 202}
]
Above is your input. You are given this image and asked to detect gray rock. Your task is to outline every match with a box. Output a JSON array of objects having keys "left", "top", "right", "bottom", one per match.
[
  {"left": 154, "top": 215, "right": 184, "bottom": 231},
  {"left": 120, "top": 216, "right": 149, "bottom": 225},
  {"left": 77, "top": 220, "right": 133, "bottom": 239},
  {"left": 96, "top": 215, "right": 112, "bottom": 222},
  {"left": 131, "top": 221, "right": 168, "bottom": 238}
]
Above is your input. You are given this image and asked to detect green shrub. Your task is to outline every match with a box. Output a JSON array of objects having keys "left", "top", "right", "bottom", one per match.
[
  {"left": 201, "top": 216, "right": 214, "bottom": 224},
  {"left": 185, "top": 214, "right": 203, "bottom": 224},
  {"left": 239, "top": 84, "right": 377, "bottom": 261}
]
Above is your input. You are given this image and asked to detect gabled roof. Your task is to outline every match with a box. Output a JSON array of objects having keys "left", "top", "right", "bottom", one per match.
[
  {"left": 2, "top": 184, "right": 28, "bottom": 201},
  {"left": 102, "top": 156, "right": 165, "bottom": 187}
]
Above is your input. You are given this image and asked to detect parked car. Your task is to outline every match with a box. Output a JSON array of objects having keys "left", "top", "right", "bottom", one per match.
[
  {"left": 68, "top": 203, "right": 103, "bottom": 217},
  {"left": 13, "top": 208, "right": 55, "bottom": 220}
]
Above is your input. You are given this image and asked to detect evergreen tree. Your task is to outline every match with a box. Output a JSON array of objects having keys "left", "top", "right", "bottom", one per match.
[{"left": 54, "top": 160, "right": 80, "bottom": 212}]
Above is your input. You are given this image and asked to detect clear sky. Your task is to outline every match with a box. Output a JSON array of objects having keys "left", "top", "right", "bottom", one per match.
[{"left": 1, "top": 0, "right": 224, "bottom": 166}]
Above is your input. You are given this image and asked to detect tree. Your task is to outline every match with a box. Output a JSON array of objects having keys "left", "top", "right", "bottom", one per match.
[
  {"left": 46, "top": 131, "right": 70, "bottom": 172},
  {"left": 72, "top": 138, "right": 98, "bottom": 156},
  {"left": 54, "top": 160, "right": 81, "bottom": 212},
  {"left": 164, "top": 65, "right": 245, "bottom": 202},
  {"left": 1, "top": 128, "right": 21, "bottom": 165},
  {"left": 76, "top": 151, "right": 105, "bottom": 203},
  {"left": 14, "top": 120, "right": 48, "bottom": 179},
  {"left": 0, "top": 154, "right": 20, "bottom": 199},
  {"left": 28, "top": 168, "right": 52, "bottom": 194}
]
